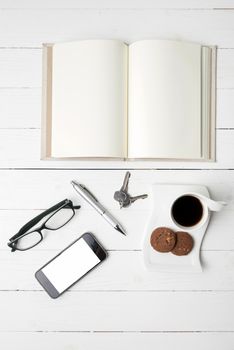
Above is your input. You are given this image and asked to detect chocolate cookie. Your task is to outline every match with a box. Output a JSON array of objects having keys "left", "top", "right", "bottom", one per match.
[
  {"left": 171, "top": 231, "right": 193, "bottom": 256},
  {"left": 150, "top": 227, "right": 176, "bottom": 253}
]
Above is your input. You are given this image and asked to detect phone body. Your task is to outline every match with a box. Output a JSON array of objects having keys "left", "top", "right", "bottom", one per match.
[{"left": 35, "top": 232, "right": 107, "bottom": 298}]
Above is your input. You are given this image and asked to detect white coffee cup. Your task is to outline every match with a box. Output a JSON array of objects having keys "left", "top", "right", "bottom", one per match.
[{"left": 170, "top": 192, "right": 226, "bottom": 231}]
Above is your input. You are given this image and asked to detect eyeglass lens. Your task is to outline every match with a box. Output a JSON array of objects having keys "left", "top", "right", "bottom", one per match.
[
  {"left": 15, "top": 231, "right": 42, "bottom": 250},
  {"left": 11, "top": 205, "right": 75, "bottom": 251},
  {"left": 44, "top": 206, "right": 74, "bottom": 229}
]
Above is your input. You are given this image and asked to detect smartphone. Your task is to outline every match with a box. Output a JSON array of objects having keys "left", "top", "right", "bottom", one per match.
[{"left": 35, "top": 232, "right": 107, "bottom": 298}]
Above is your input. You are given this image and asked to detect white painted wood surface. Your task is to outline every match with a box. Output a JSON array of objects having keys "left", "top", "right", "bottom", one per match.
[{"left": 1, "top": 1, "right": 234, "bottom": 349}]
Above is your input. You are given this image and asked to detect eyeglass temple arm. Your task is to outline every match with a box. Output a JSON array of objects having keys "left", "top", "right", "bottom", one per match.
[
  {"left": 72, "top": 205, "right": 81, "bottom": 209},
  {"left": 10, "top": 199, "right": 73, "bottom": 241}
]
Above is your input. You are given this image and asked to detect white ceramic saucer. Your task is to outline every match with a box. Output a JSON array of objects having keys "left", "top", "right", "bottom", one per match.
[{"left": 143, "top": 184, "right": 210, "bottom": 273}]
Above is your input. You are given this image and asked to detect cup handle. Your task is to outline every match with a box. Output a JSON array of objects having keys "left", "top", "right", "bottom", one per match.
[{"left": 187, "top": 192, "right": 227, "bottom": 212}]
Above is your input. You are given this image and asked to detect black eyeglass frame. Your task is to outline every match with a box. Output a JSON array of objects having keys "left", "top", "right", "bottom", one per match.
[{"left": 7, "top": 199, "right": 80, "bottom": 252}]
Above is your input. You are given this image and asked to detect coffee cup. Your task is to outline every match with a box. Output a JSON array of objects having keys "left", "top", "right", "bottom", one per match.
[{"left": 170, "top": 192, "right": 226, "bottom": 230}]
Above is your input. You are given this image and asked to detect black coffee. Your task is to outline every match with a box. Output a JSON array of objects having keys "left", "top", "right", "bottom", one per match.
[{"left": 172, "top": 195, "right": 203, "bottom": 227}]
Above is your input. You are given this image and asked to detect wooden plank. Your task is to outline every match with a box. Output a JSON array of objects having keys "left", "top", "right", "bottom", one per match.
[
  {"left": 2, "top": 250, "right": 234, "bottom": 291},
  {"left": 0, "top": 88, "right": 41, "bottom": 129},
  {"left": 0, "top": 87, "right": 232, "bottom": 129},
  {"left": 1, "top": 0, "right": 234, "bottom": 10},
  {"left": 0, "top": 170, "right": 233, "bottom": 250},
  {"left": 1, "top": 128, "right": 234, "bottom": 169},
  {"left": 0, "top": 169, "right": 231, "bottom": 208},
  {"left": 0, "top": 291, "right": 233, "bottom": 331},
  {"left": 0, "top": 10, "right": 234, "bottom": 47},
  {"left": 217, "top": 49, "right": 234, "bottom": 88},
  {"left": 0, "top": 49, "right": 41, "bottom": 87},
  {"left": 216, "top": 89, "right": 234, "bottom": 128},
  {"left": 1, "top": 331, "right": 234, "bottom": 350},
  {"left": 2, "top": 205, "right": 234, "bottom": 251}
]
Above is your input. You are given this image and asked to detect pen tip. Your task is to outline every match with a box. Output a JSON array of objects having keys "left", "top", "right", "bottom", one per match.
[
  {"left": 116, "top": 225, "right": 126, "bottom": 236},
  {"left": 71, "top": 180, "right": 77, "bottom": 187}
]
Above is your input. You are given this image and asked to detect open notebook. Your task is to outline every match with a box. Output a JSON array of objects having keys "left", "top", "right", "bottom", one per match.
[{"left": 41, "top": 40, "right": 216, "bottom": 160}]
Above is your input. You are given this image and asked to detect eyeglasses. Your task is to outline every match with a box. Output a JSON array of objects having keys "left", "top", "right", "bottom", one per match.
[{"left": 7, "top": 199, "right": 80, "bottom": 252}]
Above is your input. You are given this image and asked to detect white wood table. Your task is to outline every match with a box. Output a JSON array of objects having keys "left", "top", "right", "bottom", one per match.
[{"left": 1, "top": 1, "right": 234, "bottom": 349}]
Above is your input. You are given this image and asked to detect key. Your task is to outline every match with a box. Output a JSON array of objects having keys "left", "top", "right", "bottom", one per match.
[
  {"left": 114, "top": 172, "right": 131, "bottom": 208},
  {"left": 121, "top": 171, "right": 131, "bottom": 192},
  {"left": 129, "top": 194, "right": 148, "bottom": 204},
  {"left": 114, "top": 190, "right": 128, "bottom": 208},
  {"left": 114, "top": 171, "right": 148, "bottom": 208}
]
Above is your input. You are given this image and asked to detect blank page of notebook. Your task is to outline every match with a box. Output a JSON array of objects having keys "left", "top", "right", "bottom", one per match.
[
  {"left": 128, "top": 40, "right": 201, "bottom": 159},
  {"left": 51, "top": 40, "right": 128, "bottom": 158}
]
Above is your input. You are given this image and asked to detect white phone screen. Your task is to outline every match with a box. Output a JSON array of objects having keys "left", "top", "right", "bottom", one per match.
[{"left": 41, "top": 237, "right": 100, "bottom": 293}]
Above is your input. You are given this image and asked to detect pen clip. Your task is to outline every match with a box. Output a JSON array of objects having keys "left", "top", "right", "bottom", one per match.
[{"left": 79, "top": 184, "right": 99, "bottom": 203}]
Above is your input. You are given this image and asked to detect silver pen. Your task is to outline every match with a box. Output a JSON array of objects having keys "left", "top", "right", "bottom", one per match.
[{"left": 71, "top": 180, "right": 126, "bottom": 236}]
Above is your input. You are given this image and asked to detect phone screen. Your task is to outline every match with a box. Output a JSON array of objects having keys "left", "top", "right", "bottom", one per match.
[{"left": 37, "top": 233, "right": 106, "bottom": 297}]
